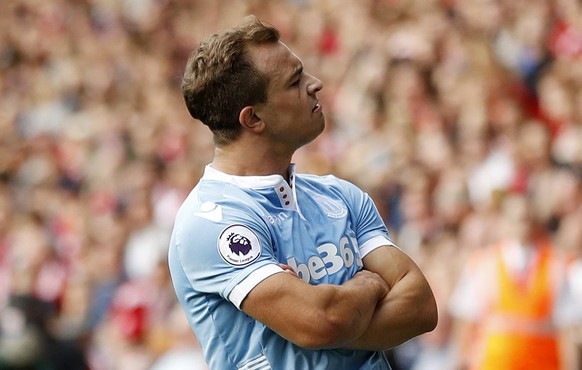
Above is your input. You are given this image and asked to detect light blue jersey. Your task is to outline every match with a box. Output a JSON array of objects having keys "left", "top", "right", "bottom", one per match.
[{"left": 168, "top": 164, "right": 395, "bottom": 370}]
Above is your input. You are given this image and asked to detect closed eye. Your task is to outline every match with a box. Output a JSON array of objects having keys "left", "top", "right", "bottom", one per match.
[{"left": 288, "top": 64, "right": 303, "bottom": 88}]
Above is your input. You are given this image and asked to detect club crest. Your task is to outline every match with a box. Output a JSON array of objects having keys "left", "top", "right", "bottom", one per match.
[
  {"left": 217, "top": 225, "right": 261, "bottom": 267},
  {"left": 315, "top": 195, "right": 348, "bottom": 219}
]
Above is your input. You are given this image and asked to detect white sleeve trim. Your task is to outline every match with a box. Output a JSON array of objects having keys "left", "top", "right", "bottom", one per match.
[
  {"left": 229, "top": 264, "right": 284, "bottom": 309},
  {"left": 359, "top": 235, "right": 396, "bottom": 258}
]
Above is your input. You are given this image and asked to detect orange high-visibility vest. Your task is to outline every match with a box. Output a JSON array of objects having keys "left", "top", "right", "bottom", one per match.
[{"left": 473, "top": 243, "right": 561, "bottom": 370}]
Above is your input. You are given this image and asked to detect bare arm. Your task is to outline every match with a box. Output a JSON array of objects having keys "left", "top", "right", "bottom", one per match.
[
  {"left": 450, "top": 318, "right": 477, "bottom": 370},
  {"left": 559, "top": 326, "right": 580, "bottom": 370},
  {"left": 345, "top": 246, "right": 438, "bottom": 351},
  {"left": 240, "top": 268, "right": 389, "bottom": 349}
]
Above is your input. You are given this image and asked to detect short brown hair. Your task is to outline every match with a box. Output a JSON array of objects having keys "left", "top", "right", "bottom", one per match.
[{"left": 182, "top": 15, "right": 280, "bottom": 146}]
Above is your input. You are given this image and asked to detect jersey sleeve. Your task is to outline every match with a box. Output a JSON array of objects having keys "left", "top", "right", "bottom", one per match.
[
  {"left": 170, "top": 199, "right": 283, "bottom": 309},
  {"left": 336, "top": 178, "right": 396, "bottom": 257}
]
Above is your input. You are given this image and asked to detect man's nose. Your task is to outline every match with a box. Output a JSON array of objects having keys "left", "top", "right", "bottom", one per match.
[{"left": 307, "top": 74, "right": 323, "bottom": 94}]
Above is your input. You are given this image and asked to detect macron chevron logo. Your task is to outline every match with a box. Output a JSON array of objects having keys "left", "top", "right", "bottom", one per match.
[{"left": 238, "top": 354, "right": 271, "bottom": 370}]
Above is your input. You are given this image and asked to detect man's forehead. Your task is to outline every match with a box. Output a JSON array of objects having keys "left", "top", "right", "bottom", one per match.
[{"left": 249, "top": 41, "right": 301, "bottom": 81}]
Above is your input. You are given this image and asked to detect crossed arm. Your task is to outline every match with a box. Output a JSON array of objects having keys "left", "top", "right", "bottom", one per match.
[
  {"left": 240, "top": 245, "right": 438, "bottom": 350},
  {"left": 344, "top": 246, "right": 438, "bottom": 350}
]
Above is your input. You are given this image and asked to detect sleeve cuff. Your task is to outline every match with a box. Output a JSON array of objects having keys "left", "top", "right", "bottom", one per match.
[
  {"left": 359, "top": 235, "right": 396, "bottom": 258},
  {"left": 229, "top": 264, "right": 284, "bottom": 309}
]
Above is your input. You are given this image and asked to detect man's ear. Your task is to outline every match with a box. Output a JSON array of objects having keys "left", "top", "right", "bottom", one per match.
[{"left": 239, "top": 106, "right": 264, "bottom": 132}]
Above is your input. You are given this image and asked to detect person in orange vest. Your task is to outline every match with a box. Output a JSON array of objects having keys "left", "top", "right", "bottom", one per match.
[
  {"left": 566, "top": 248, "right": 582, "bottom": 368},
  {"left": 448, "top": 193, "right": 580, "bottom": 370},
  {"left": 567, "top": 234, "right": 582, "bottom": 369}
]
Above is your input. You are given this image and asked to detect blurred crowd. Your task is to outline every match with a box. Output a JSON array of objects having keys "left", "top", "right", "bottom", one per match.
[{"left": 0, "top": 0, "right": 581, "bottom": 369}]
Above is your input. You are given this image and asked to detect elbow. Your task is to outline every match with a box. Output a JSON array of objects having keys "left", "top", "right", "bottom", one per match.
[
  {"left": 421, "top": 294, "right": 439, "bottom": 334},
  {"left": 410, "top": 282, "right": 439, "bottom": 336}
]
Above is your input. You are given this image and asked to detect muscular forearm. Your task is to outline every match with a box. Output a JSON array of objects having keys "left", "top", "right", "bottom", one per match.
[
  {"left": 346, "top": 272, "right": 436, "bottom": 350},
  {"left": 345, "top": 265, "right": 438, "bottom": 351},
  {"left": 315, "top": 270, "right": 390, "bottom": 348},
  {"left": 297, "top": 269, "right": 389, "bottom": 349},
  {"left": 245, "top": 267, "right": 389, "bottom": 350}
]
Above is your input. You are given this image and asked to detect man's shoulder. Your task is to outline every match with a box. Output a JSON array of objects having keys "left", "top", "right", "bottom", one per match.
[
  {"left": 297, "top": 172, "right": 356, "bottom": 189},
  {"left": 297, "top": 172, "right": 339, "bottom": 181},
  {"left": 173, "top": 180, "right": 266, "bottom": 234},
  {"left": 297, "top": 173, "right": 365, "bottom": 200},
  {"left": 183, "top": 177, "right": 258, "bottom": 208}
]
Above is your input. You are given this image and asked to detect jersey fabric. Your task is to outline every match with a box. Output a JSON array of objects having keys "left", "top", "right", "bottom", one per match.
[{"left": 168, "top": 164, "right": 395, "bottom": 370}]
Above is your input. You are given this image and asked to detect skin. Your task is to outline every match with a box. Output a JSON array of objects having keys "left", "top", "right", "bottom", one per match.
[
  {"left": 215, "top": 40, "right": 438, "bottom": 350},
  {"left": 347, "top": 246, "right": 438, "bottom": 350},
  {"left": 213, "top": 42, "right": 324, "bottom": 178}
]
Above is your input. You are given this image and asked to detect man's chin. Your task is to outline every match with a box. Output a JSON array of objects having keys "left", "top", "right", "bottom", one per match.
[
  {"left": 311, "top": 119, "right": 326, "bottom": 141},
  {"left": 317, "top": 116, "right": 326, "bottom": 133}
]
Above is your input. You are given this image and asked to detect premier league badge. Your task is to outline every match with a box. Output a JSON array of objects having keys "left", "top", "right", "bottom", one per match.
[{"left": 217, "top": 224, "right": 261, "bottom": 267}]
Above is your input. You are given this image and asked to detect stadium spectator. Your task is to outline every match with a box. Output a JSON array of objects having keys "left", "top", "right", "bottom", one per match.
[{"left": 1, "top": 0, "right": 581, "bottom": 369}]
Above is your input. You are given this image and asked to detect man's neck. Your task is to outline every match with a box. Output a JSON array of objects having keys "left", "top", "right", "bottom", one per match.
[{"left": 211, "top": 144, "right": 293, "bottom": 180}]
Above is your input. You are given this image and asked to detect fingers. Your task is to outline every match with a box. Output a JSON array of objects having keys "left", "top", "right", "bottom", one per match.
[
  {"left": 278, "top": 263, "right": 300, "bottom": 278},
  {"left": 353, "top": 269, "right": 390, "bottom": 298}
]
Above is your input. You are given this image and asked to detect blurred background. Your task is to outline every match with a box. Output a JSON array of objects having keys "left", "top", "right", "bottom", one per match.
[{"left": 0, "top": 0, "right": 581, "bottom": 369}]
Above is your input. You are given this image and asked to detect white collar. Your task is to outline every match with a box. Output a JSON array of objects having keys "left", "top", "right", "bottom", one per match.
[
  {"left": 202, "top": 164, "right": 302, "bottom": 216},
  {"left": 203, "top": 164, "right": 297, "bottom": 189}
]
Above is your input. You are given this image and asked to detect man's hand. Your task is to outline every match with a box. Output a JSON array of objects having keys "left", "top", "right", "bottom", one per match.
[
  {"left": 277, "top": 263, "right": 299, "bottom": 278},
  {"left": 241, "top": 264, "right": 390, "bottom": 349},
  {"left": 348, "top": 269, "right": 390, "bottom": 303},
  {"left": 344, "top": 246, "right": 438, "bottom": 351}
]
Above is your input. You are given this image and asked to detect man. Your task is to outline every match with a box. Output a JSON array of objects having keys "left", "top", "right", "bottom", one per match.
[
  {"left": 449, "top": 193, "right": 579, "bottom": 370},
  {"left": 168, "top": 15, "right": 437, "bottom": 370}
]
